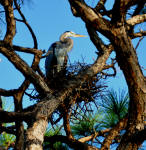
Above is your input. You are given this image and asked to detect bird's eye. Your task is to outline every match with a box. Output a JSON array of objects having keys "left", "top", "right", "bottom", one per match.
[{"left": 70, "top": 32, "right": 75, "bottom": 36}]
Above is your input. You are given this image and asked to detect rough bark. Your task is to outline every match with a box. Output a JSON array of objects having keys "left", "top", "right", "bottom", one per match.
[{"left": 112, "top": 26, "right": 146, "bottom": 150}]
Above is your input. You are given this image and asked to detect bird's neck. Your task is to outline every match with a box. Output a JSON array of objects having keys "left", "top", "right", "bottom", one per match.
[
  {"left": 60, "top": 35, "right": 73, "bottom": 51},
  {"left": 60, "top": 34, "right": 70, "bottom": 42}
]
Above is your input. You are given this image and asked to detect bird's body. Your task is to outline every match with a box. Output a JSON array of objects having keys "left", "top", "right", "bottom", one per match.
[{"left": 45, "top": 31, "right": 85, "bottom": 78}]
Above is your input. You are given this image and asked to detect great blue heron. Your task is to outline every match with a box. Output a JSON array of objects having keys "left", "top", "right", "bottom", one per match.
[{"left": 45, "top": 31, "right": 86, "bottom": 78}]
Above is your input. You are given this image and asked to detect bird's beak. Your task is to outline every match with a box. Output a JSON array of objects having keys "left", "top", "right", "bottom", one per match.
[{"left": 74, "top": 34, "right": 87, "bottom": 37}]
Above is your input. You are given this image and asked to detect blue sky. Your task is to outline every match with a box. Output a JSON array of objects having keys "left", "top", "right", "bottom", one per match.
[{"left": 0, "top": 0, "right": 146, "bottom": 105}]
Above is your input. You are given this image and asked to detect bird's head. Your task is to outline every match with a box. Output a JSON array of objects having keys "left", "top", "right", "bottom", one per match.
[{"left": 63, "top": 31, "right": 86, "bottom": 38}]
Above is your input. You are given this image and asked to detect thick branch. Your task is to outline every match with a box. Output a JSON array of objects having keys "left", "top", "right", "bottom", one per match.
[
  {"left": 111, "top": 0, "right": 142, "bottom": 23},
  {"left": 132, "top": 0, "right": 146, "bottom": 16},
  {"left": 0, "top": 109, "right": 32, "bottom": 123},
  {"left": 2, "top": 0, "right": 16, "bottom": 44},
  {"left": 78, "top": 128, "right": 110, "bottom": 143},
  {"left": 0, "top": 88, "right": 18, "bottom": 96},
  {"left": 111, "top": 22, "right": 146, "bottom": 150},
  {"left": 0, "top": 46, "right": 50, "bottom": 94},
  {"left": 0, "top": 125, "right": 16, "bottom": 135},
  {"left": 68, "top": 0, "right": 111, "bottom": 37},
  {"left": 101, "top": 117, "right": 128, "bottom": 150},
  {"left": 127, "top": 14, "right": 146, "bottom": 26},
  {"left": 44, "top": 135, "right": 99, "bottom": 150}
]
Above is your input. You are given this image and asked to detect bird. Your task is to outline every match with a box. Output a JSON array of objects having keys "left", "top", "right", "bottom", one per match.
[{"left": 45, "top": 31, "right": 86, "bottom": 79}]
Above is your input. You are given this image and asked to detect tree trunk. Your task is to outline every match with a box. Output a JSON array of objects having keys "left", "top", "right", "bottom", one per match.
[
  {"left": 111, "top": 26, "right": 146, "bottom": 150},
  {"left": 25, "top": 118, "right": 48, "bottom": 150}
]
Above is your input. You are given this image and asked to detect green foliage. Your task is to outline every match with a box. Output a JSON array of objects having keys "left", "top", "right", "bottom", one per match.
[
  {"left": 71, "top": 110, "right": 104, "bottom": 138},
  {"left": 44, "top": 127, "right": 69, "bottom": 150},
  {"left": 71, "top": 89, "right": 129, "bottom": 139},
  {"left": 100, "top": 90, "right": 129, "bottom": 128},
  {"left": 0, "top": 131, "right": 15, "bottom": 149},
  {"left": 0, "top": 97, "right": 15, "bottom": 149}
]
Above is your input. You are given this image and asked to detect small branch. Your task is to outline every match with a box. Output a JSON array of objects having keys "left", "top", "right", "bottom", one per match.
[
  {"left": 94, "top": 0, "right": 106, "bottom": 12},
  {"left": 101, "top": 60, "right": 117, "bottom": 77},
  {"left": 78, "top": 128, "right": 110, "bottom": 143},
  {"left": 131, "top": 31, "right": 146, "bottom": 38},
  {"left": 135, "top": 37, "right": 144, "bottom": 50},
  {"left": 0, "top": 46, "right": 50, "bottom": 95},
  {"left": 13, "top": 45, "right": 43, "bottom": 55},
  {"left": 86, "top": 25, "right": 113, "bottom": 55},
  {"left": 0, "top": 125, "right": 16, "bottom": 135},
  {"left": 14, "top": 0, "right": 38, "bottom": 48},
  {"left": 36, "top": 66, "right": 46, "bottom": 79},
  {"left": 132, "top": 0, "right": 146, "bottom": 16},
  {"left": 0, "top": 109, "right": 33, "bottom": 123},
  {"left": 0, "top": 88, "right": 18, "bottom": 96}
]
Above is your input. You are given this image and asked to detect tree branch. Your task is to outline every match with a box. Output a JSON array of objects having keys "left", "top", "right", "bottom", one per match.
[
  {"left": 0, "top": 125, "right": 16, "bottom": 135},
  {"left": 0, "top": 46, "right": 50, "bottom": 94},
  {"left": 101, "top": 117, "right": 128, "bottom": 150},
  {"left": 94, "top": 0, "right": 107, "bottom": 12},
  {"left": 86, "top": 25, "right": 111, "bottom": 55},
  {"left": 14, "top": 0, "right": 38, "bottom": 48},
  {"left": 44, "top": 135, "right": 99, "bottom": 150},
  {"left": 13, "top": 45, "right": 44, "bottom": 55},
  {"left": 132, "top": 0, "right": 146, "bottom": 16},
  {"left": 2, "top": 0, "right": 16, "bottom": 44},
  {"left": 68, "top": 0, "right": 111, "bottom": 37},
  {"left": 131, "top": 31, "right": 146, "bottom": 38},
  {"left": 0, "top": 88, "right": 18, "bottom": 96},
  {"left": 78, "top": 128, "right": 110, "bottom": 143},
  {"left": 61, "top": 103, "right": 74, "bottom": 139},
  {"left": 127, "top": 14, "right": 146, "bottom": 26},
  {"left": 0, "top": 109, "right": 32, "bottom": 123}
]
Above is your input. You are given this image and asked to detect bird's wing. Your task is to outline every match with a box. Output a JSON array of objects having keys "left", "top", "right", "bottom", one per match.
[
  {"left": 54, "top": 42, "right": 68, "bottom": 57},
  {"left": 45, "top": 50, "right": 53, "bottom": 76},
  {"left": 45, "top": 41, "right": 69, "bottom": 76},
  {"left": 45, "top": 43, "right": 57, "bottom": 76}
]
